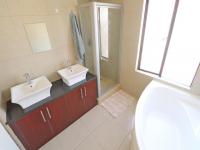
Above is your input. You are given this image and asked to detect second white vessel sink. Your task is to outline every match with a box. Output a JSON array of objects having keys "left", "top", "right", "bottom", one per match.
[
  {"left": 11, "top": 76, "right": 52, "bottom": 109},
  {"left": 57, "top": 64, "right": 89, "bottom": 86}
]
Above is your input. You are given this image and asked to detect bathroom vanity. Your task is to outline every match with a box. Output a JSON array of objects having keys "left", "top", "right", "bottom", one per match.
[{"left": 6, "top": 73, "right": 97, "bottom": 150}]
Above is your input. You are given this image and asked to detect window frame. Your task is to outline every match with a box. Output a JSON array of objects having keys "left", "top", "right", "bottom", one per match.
[{"left": 136, "top": 0, "right": 198, "bottom": 88}]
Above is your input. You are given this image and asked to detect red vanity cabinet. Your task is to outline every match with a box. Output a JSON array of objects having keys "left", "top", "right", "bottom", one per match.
[
  {"left": 66, "top": 87, "right": 86, "bottom": 122},
  {"left": 8, "top": 77, "right": 97, "bottom": 150},
  {"left": 66, "top": 79, "right": 97, "bottom": 122},
  {"left": 44, "top": 96, "right": 72, "bottom": 136},
  {"left": 82, "top": 79, "right": 98, "bottom": 111},
  {"left": 10, "top": 106, "right": 53, "bottom": 150}
]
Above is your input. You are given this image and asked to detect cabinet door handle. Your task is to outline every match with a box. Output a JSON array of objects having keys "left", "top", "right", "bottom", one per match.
[
  {"left": 84, "top": 87, "right": 87, "bottom": 97},
  {"left": 46, "top": 107, "right": 52, "bottom": 119},
  {"left": 40, "top": 110, "right": 46, "bottom": 123},
  {"left": 80, "top": 88, "right": 84, "bottom": 99}
]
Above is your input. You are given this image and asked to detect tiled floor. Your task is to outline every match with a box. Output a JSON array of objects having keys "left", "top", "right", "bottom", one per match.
[{"left": 40, "top": 91, "right": 137, "bottom": 150}]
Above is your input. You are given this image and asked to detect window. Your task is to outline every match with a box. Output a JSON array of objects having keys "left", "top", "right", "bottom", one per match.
[{"left": 137, "top": 0, "right": 200, "bottom": 87}]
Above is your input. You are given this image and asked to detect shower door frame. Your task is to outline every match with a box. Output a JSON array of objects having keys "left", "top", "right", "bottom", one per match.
[{"left": 79, "top": 2, "right": 122, "bottom": 97}]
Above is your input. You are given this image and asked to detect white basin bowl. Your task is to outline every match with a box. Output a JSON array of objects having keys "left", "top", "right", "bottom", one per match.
[
  {"left": 11, "top": 76, "right": 52, "bottom": 109},
  {"left": 57, "top": 64, "right": 88, "bottom": 86}
]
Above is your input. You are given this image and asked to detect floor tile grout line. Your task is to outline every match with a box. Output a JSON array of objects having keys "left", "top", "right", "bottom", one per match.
[
  {"left": 91, "top": 117, "right": 131, "bottom": 150},
  {"left": 76, "top": 110, "right": 119, "bottom": 150},
  {"left": 94, "top": 138, "right": 109, "bottom": 150},
  {"left": 117, "top": 132, "right": 132, "bottom": 150},
  {"left": 72, "top": 120, "right": 94, "bottom": 150},
  {"left": 72, "top": 115, "right": 113, "bottom": 150},
  {"left": 72, "top": 103, "right": 116, "bottom": 150},
  {"left": 79, "top": 105, "right": 115, "bottom": 132},
  {"left": 73, "top": 101, "right": 135, "bottom": 150}
]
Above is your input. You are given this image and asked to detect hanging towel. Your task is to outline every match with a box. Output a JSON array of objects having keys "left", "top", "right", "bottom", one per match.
[{"left": 70, "top": 12, "right": 85, "bottom": 65}]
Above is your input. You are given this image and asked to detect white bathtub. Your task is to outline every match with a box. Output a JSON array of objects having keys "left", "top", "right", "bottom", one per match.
[{"left": 135, "top": 80, "right": 200, "bottom": 150}]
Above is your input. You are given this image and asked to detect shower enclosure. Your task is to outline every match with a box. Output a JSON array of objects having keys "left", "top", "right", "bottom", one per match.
[{"left": 79, "top": 2, "right": 122, "bottom": 96}]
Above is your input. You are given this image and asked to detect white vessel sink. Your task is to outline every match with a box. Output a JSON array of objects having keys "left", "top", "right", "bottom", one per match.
[
  {"left": 57, "top": 64, "right": 89, "bottom": 86},
  {"left": 11, "top": 76, "right": 52, "bottom": 109}
]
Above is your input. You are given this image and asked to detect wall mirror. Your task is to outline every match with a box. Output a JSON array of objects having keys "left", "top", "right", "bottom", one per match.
[{"left": 24, "top": 23, "right": 52, "bottom": 53}]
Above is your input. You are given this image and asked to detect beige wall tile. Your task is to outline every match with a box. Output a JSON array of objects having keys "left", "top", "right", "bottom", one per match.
[
  {"left": 7, "top": 0, "right": 48, "bottom": 16},
  {"left": 0, "top": 0, "right": 11, "bottom": 16},
  {"left": 0, "top": 17, "right": 31, "bottom": 62},
  {"left": 11, "top": 15, "right": 70, "bottom": 51},
  {"left": 47, "top": 15, "right": 68, "bottom": 49},
  {"left": 45, "top": 0, "right": 65, "bottom": 14},
  {"left": 119, "top": 0, "right": 151, "bottom": 99}
]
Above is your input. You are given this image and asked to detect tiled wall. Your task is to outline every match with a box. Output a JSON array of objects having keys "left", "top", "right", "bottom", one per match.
[
  {"left": 119, "top": 0, "right": 151, "bottom": 99},
  {"left": 0, "top": 0, "right": 78, "bottom": 102}
]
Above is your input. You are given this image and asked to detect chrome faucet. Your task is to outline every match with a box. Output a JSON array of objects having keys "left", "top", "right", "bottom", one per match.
[{"left": 24, "top": 73, "right": 32, "bottom": 85}]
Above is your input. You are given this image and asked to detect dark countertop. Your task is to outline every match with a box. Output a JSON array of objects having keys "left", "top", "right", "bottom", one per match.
[{"left": 6, "top": 72, "right": 96, "bottom": 124}]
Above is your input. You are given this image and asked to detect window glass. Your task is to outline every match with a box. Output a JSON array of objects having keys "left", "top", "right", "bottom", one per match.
[
  {"left": 162, "top": 0, "right": 200, "bottom": 86},
  {"left": 140, "top": 0, "right": 175, "bottom": 73},
  {"left": 137, "top": 0, "right": 200, "bottom": 87},
  {"left": 99, "top": 8, "right": 109, "bottom": 59}
]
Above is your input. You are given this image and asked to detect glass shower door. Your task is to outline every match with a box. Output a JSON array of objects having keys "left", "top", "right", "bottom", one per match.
[
  {"left": 98, "top": 7, "right": 121, "bottom": 95},
  {"left": 79, "top": 6, "right": 95, "bottom": 74}
]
